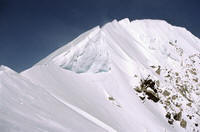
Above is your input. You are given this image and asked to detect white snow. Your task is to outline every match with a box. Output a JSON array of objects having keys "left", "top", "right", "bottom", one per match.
[{"left": 0, "top": 18, "right": 200, "bottom": 132}]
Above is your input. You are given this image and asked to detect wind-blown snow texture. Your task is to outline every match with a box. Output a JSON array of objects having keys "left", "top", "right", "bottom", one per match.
[{"left": 1, "top": 18, "right": 200, "bottom": 132}]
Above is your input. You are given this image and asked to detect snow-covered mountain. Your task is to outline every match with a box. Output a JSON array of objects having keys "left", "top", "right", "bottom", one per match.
[{"left": 0, "top": 18, "right": 200, "bottom": 132}]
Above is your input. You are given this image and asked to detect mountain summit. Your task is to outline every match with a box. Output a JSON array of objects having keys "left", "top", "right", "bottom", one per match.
[{"left": 1, "top": 18, "right": 200, "bottom": 132}]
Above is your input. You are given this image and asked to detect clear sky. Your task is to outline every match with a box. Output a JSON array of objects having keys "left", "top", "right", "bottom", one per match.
[{"left": 0, "top": 0, "right": 199, "bottom": 72}]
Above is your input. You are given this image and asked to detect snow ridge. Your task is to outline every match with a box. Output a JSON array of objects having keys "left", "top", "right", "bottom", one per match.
[{"left": 1, "top": 18, "right": 200, "bottom": 132}]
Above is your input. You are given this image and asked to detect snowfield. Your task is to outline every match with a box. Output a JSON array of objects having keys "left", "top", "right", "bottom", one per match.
[{"left": 0, "top": 18, "right": 200, "bottom": 132}]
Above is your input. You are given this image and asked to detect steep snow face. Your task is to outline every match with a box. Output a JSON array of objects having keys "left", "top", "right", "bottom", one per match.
[
  {"left": 52, "top": 29, "right": 111, "bottom": 73},
  {"left": 37, "top": 27, "right": 111, "bottom": 73},
  {"left": 1, "top": 18, "right": 200, "bottom": 132}
]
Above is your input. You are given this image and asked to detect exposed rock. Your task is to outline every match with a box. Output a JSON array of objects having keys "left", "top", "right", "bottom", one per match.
[
  {"left": 165, "top": 112, "right": 171, "bottom": 119},
  {"left": 168, "top": 119, "right": 174, "bottom": 125},
  {"left": 135, "top": 77, "right": 160, "bottom": 103},
  {"left": 139, "top": 96, "right": 145, "bottom": 100},
  {"left": 156, "top": 66, "right": 161, "bottom": 75},
  {"left": 164, "top": 100, "right": 171, "bottom": 106},
  {"left": 180, "top": 119, "right": 187, "bottom": 128},
  {"left": 195, "top": 123, "right": 198, "bottom": 127},
  {"left": 163, "top": 90, "right": 170, "bottom": 96},
  {"left": 186, "top": 103, "right": 192, "bottom": 107},
  {"left": 193, "top": 78, "right": 198, "bottom": 82},
  {"left": 145, "top": 90, "right": 160, "bottom": 103},
  {"left": 108, "top": 96, "right": 115, "bottom": 101},
  {"left": 173, "top": 112, "right": 182, "bottom": 121},
  {"left": 189, "top": 68, "right": 197, "bottom": 75},
  {"left": 155, "top": 80, "right": 160, "bottom": 87},
  {"left": 187, "top": 115, "right": 192, "bottom": 120},
  {"left": 150, "top": 65, "right": 156, "bottom": 69},
  {"left": 135, "top": 87, "right": 142, "bottom": 93},
  {"left": 175, "top": 72, "right": 179, "bottom": 76},
  {"left": 172, "top": 95, "right": 178, "bottom": 100}
]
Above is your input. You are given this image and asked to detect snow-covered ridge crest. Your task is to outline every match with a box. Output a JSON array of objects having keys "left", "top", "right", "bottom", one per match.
[
  {"left": 37, "top": 18, "right": 200, "bottom": 74},
  {"left": 0, "top": 65, "right": 16, "bottom": 74}
]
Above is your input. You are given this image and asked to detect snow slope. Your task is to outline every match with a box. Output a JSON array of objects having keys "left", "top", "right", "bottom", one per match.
[{"left": 1, "top": 18, "right": 200, "bottom": 132}]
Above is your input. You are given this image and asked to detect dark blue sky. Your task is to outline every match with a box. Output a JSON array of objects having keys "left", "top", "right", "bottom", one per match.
[{"left": 0, "top": 0, "right": 199, "bottom": 72}]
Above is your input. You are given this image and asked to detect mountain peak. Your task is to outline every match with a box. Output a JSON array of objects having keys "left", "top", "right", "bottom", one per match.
[
  {"left": 1, "top": 18, "right": 200, "bottom": 132},
  {"left": 36, "top": 19, "right": 200, "bottom": 74}
]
